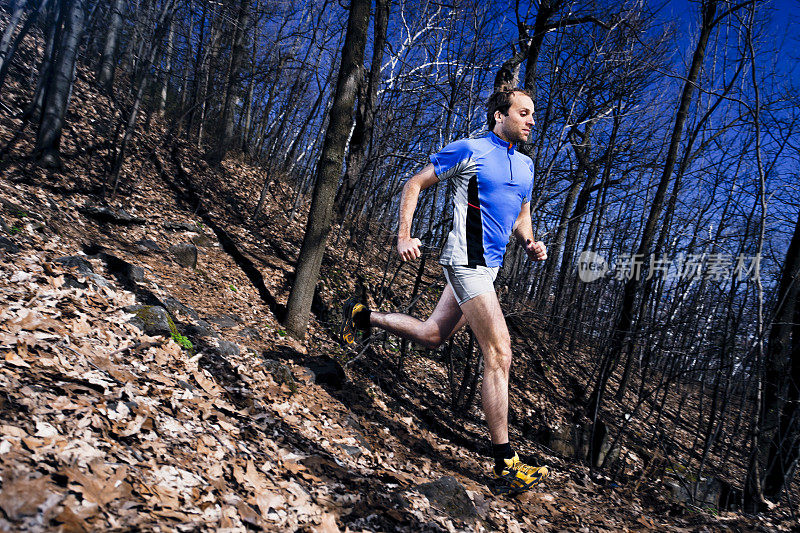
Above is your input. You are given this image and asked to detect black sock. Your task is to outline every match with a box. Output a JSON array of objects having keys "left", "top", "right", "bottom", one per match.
[
  {"left": 353, "top": 307, "right": 371, "bottom": 329},
  {"left": 492, "top": 442, "right": 514, "bottom": 472}
]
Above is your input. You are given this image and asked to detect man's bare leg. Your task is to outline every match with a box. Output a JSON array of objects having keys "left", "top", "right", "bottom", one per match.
[
  {"left": 370, "top": 284, "right": 467, "bottom": 349},
  {"left": 459, "top": 291, "right": 512, "bottom": 445}
]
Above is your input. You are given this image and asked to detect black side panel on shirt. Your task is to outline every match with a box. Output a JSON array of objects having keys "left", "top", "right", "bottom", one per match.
[{"left": 466, "top": 175, "right": 485, "bottom": 266}]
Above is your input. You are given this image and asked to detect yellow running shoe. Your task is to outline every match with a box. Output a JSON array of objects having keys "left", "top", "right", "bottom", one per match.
[
  {"left": 494, "top": 453, "right": 549, "bottom": 494},
  {"left": 339, "top": 297, "right": 369, "bottom": 345}
]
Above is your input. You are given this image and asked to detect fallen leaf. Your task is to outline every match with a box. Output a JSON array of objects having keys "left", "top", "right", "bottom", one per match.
[
  {"left": 0, "top": 474, "right": 53, "bottom": 520},
  {"left": 313, "top": 513, "right": 340, "bottom": 533},
  {"left": 5, "top": 348, "right": 31, "bottom": 368}
]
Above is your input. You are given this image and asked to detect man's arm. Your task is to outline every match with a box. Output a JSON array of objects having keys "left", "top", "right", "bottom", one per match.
[
  {"left": 397, "top": 163, "right": 439, "bottom": 261},
  {"left": 513, "top": 202, "right": 547, "bottom": 261}
]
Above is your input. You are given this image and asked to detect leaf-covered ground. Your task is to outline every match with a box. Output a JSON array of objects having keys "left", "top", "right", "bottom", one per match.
[{"left": 0, "top": 12, "right": 797, "bottom": 531}]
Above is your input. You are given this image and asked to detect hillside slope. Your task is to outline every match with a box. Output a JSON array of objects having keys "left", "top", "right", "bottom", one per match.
[{"left": 0, "top": 17, "right": 794, "bottom": 533}]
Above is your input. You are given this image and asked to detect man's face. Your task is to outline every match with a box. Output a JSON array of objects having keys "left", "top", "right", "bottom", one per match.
[{"left": 494, "top": 92, "right": 535, "bottom": 143}]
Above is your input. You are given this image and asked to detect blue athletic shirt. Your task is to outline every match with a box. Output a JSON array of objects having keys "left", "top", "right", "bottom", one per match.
[{"left": 430, "top": 131, "right": 534, "bottom": 268}]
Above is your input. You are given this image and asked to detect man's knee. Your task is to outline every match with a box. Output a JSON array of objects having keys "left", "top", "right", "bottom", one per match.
[
  {"left": 484, "top": 344, "right": 512, "bottom": 373},
  {"left": 419, "top": 321, "right": 445, "bottom": 349}
]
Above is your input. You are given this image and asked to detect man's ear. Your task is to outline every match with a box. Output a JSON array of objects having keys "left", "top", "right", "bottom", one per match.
[{"left": 495, "top": 110, "right": 504, "bottom": 123}]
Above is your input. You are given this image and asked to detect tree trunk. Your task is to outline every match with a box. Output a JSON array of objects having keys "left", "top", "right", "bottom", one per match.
[
  {"left": 97, "top": 0, "right": 125, "bottom": 92},
  {"left": 196, "top": 10, "right": 223, "bottom": 147},
  {"left": 758, "top": 180, "right": 800, "bottom": 502},
  {"left": 158, "top": 16, "right": 175, "bottom": 115},
  {"left": 522, "top": 1, "right": 558, "bottom": 97},
  {"left": 0, "top": 0, "right": 27, "bottom": 74},
  {"left": 33, "top": 0, "right": 86, "bottom": 169},
  {"left": 206, "top": 0, "right": 250, "bottom": 165},
  {"left": 284, "top": 0, "right": 371, "bottom": 338},
  {"left": 239, "top": 0, "right": 259, "bottom": 153},
  {"left": 177, "top": 0, "right": 194, "bottom": 130},
  {"left": 334, "top": 0, "right": 389, "bottom": 218},
  {"left": 0, "top": 0, "right": 45, "bottom": 93},
  {"left": 534, "top": 169, "right": 581, "bottom": 307}
]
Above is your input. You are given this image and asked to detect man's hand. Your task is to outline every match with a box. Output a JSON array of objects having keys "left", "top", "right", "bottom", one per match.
[
  {"left": 525, "top": 239, "right": 547, "bottom": 261},
  {"left": 397, "top": 236, "right": 422, "bottom": 261}
]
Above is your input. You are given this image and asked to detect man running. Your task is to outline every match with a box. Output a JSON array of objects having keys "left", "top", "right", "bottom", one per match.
[{"left": 340, "top": 88, "right": 549, "bottom": 494}]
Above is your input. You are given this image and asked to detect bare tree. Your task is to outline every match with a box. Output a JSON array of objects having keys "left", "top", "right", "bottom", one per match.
[
  {"left": 285, "top": 0, "right": 371, "bottom": 338},
  {"left": 33, "top": 0, "right": 87, "bottom": 168},
  {"left": 96, "top": 0, "right": 125, "bottom": 92}
]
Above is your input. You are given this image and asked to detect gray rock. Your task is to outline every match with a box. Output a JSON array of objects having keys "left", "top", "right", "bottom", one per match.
[
  {"left": 337, "top": 444, "right": 362, "bottom": 458},
  {"left": 164, "top": 296, "right": 200, "bottom": 320},
  {"left": 80, "top": 204, "right": 145, "bottom": 224},
  {"left": 94, "top": 252, "right": 144, "bottom": 283},
  {"left": 126, "top": 305, "right": 173, "bottom": 336},
  {"left": 206, "top": 314, "right": 241, "bottom": 328},
  {"left": 238, "top": 327, "right": 261, "bottom": 340},
  {"left": 64, "top": 273, "right": 110, "bottom": 289},
  {"left": 185, "top": 319, "right": 217, "bottom": 339},
  {"left": 163, "top": 221, "right": 199, "bottom": 232},
  {"left": 0, "top": 236, "right": 19, "bottom": 253},
  {"left": 63, "top": 276, "right": 87, "bottom": 289},
  {"left": 263, "top": 359, "right": 297, "bottom": 392},
  {"left": 136, "top": 239, "right": 162, "bottom": 253},
  {"left": 86, "top": 273, "right": 111, "bottom": 288},
  {"left": 416, "top": 476, "right": 477, "bottom": 520},
  {"left": 169, "top": 243, "right": 197, "bottom": 268},
  {"left": 127, "top": 264, "right": 145, "bottom": 282},
  {"left": 55, "top": 255, "right": 94, "bottom": 274},
  {"left": 215, "top": 340, "right": 240, "bottom": 356},
  {"left": 191, "top": 233, "right": 216, "bottom": 247},
  {"left": 667, "top": 477, "right": 724, "bottom": 508}
]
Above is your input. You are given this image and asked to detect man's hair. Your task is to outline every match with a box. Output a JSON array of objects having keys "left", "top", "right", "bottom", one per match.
[{"left": 486, "top": 88, "right": 533, "bottom": 131}]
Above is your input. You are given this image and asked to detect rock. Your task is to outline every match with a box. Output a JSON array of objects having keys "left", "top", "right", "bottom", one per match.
[
  {"left": 126, "top": 305, "right": 173, "bottom": 336},
  {"left": 164, "top": 296, "right": 200, "bottom": 320},
  {"left": 55, "top": 255, "right": 94, "bottom": 274},
  {"left": 337, "top": 444, "right": 362, "bottom": 458},
  {"left": 666, "top": 476, "right": 739, "bottom": 510},
  {"left": 303, "top": 356, "right": 346, "bottom": 389},
  {"left": 169, "top": 243, "right": 197, "bottom": 268},
  {"left": 184, "top": 319, "right": 217, "bottom": 339},
  {"left": 63, "top": 273, "right": 111, "bottom": 289},
  {"left": 190, "top": 233, "right": 216, "bottom": 247},
  {"left": 79, "top": 204, "right": 145, "bottom": 224},
  {"left": 136, "top": 239, "right": 162, "bottom": 253},
  {"left": 30, "top": 220, "right": 46, "bottom": 233},
  {"left": 126, "top": 264, "right": 145, "bottom": 282},
  {"left": 163, "top": 221, "right": 199, "bottom": 232},
  {"left": 87, "top": 273, "right": 111, "bottom": 288},
  {"left": 0, "top": 236, "right": 19, "bottom": 253},
  {"left": 416, "top": 476, "right": 477, "bottom": 520},
  {"left": 238, "top": 327, "right": 261, "bottom": 340},
  {"left": 215, "top": 340, "right": 240, "bottom": 356},
  {"left": 292, "top": 366, "right": 315, "bottom": 384},
  {"left": 94, "top": 252, "right": 145, "bottom": 283},
  {"left": 206, "top": 314, "right": 241, "bottom": 328},
  {"left": 263, "top": 359, "right": 297, "bottom": 392},
  {"left": 595, "top": 431, "right": 620, "bottom": 468}
]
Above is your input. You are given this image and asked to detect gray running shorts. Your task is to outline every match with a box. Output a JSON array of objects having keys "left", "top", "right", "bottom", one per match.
[{"left": 442, "top": 265, "right": 500, "bottom": 305}]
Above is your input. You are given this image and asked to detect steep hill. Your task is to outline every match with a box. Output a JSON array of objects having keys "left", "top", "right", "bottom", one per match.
[{"left": 0, "top": 12, "right": 796, "bottom": 533}]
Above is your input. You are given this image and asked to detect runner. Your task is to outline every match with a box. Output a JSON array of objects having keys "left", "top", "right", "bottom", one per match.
[{"left": 340, "top": 88, "right": 549, "bottom": 494}]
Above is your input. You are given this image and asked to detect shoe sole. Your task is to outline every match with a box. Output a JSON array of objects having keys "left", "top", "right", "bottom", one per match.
[
  {"left": 339, "top": 297, "right": 357, "bottom": 345},
  {"left": 494, "top": 469, "right": 548, "bottom": 495}
]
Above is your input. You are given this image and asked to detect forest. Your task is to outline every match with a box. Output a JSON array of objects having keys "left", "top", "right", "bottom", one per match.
[{"left": 0, "top": 0, "right": 799, "bottom": 530}]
